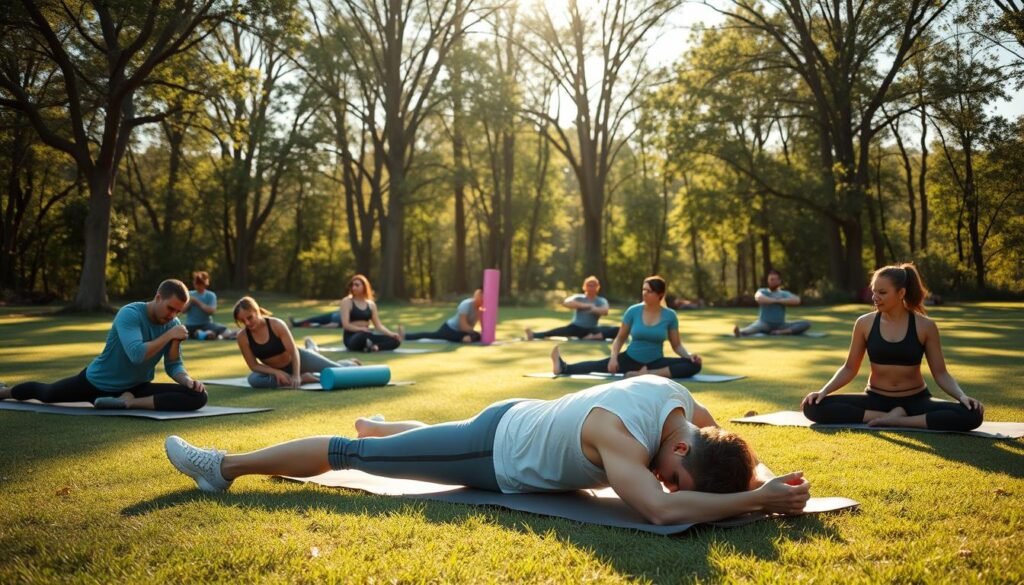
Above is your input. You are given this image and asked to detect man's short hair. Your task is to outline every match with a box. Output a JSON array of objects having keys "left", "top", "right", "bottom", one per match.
[
  {"left": 767, "top": 269, "right": 782, "bottom": 279},
  {"left": 157, "top": 279, "right": 189, "bottom": 302},
  {"left": 682, "top": 427, "right": 756, "bottom": 494}
]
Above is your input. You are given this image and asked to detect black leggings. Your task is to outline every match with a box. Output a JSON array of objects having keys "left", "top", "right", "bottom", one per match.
[
  {"left": 803, "top": 388, "right": 983, "bottom": 431},
  {"left": 10, "top": 369, "right": 208, "bottom": 412},
  {"left": 343, "top": 330, "right": 401, "bottom": 352},
  {"left": 533, "top": 323, "right": 619, "bottom": 340},
  {"left": 562, "top": 351, "right": 701, "bottom": 379},
  {"left": 404, "top": 323, "right": 480, "bottom": 343}
]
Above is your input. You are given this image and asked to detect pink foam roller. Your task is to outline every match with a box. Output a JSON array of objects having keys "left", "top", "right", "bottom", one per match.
[{"left": 481, "top": 269, "right": 500, "bottom": 344}]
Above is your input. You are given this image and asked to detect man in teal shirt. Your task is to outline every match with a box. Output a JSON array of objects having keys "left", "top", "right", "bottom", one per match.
[
  {"left": 733, "top": 270, "right": 811, "bottom": 336},
  {"left": 1, "top": 279, "right": 208, "bottom": 410}
]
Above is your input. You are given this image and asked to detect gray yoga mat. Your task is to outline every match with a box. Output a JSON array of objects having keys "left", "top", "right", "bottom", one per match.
[
  {"left": 315, "top": 346, "right": 438, "bottom": 354},
  {"left": 281, "top": 470, "right": 859, "bottom": 535},
  {"left": 731, "top": 410, "right": 1024, "bottom": 439},
  {"left": 0, "top": 399, "right": 270, "bottom": 420},
  {"left": 725, "top": 331, "right": 828, "bottom": 338},
  {"left": 524, "top": 372, "right": 745, "bottom": 383},
  {"left": 204, "top": 377, "right": 415, "bottom": 390}
]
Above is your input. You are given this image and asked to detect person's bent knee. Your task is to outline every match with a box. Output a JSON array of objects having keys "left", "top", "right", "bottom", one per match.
[
  {"left": 802, "top": 401, "right": 824, "bottom": 422},
  {"left": 247, "top": 373, "right": 278, "bottom": 388}
]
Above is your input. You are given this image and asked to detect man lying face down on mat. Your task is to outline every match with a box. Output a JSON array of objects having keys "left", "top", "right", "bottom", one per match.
[{"left": 166, "top": 375, "right": 809, "bottom": 524}]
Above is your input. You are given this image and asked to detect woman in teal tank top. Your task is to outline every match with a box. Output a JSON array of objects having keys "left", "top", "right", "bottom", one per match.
[{"left": 551, "top": 276, "right": 703, "bottom": 379}]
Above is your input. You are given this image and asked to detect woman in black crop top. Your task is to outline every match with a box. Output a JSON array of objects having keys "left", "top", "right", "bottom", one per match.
[
  {"left": 233, "top": 296, "right": 360, "bottom": 388},
  {"left": 339, "top": 275, "right": 402, "bottom": 352},
  {"left": 801, "top": 264, "right": 984, "bottom": 431}
]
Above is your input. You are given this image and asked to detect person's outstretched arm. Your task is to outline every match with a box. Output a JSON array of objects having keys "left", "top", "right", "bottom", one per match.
[
  {"left": 599, "top": 432, "right": 809, "bottom": 525},
  {"left": 802, "top": 315, "right": 869, "bottom": 407}
]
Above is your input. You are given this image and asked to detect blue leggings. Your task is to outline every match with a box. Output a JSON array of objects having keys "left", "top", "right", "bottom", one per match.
[
  {"left": 532, "top": 323, "right": 619, "bottom": 340},
  {"left": 562, "top": 351, "right": 701, "bottom": 379},
  {"left": 739, "top": 320, "right": 811, "bottom": 335},
  {"left": 327, "top": 399, "right": 522, "bottom": 490},
  {"left": 803, "top": 388, "right": 983, "bottom": 431},
  {"left": 247, "top": 349, "right": 354, "bottom": 388}
]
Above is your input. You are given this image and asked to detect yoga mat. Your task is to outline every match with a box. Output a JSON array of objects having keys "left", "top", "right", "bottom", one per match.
[
  {"left": 315, "top": 346, "right": 439, "bottom": 354},
  {"left": 0, "top": 399, "right": 270, "bottom": 420},
  {"left": 524, "top": 372, "right": 746, "bottom": 383},
  {"left": 726, "top": 331, "right": 828, "bottom": 338},
  {"left": 731, "top": 410, "right": 1024, "bottom": 439},
  {"left": 481, "top": 268, "right": 500, "bottom": 345},
  {"left": 321, "top": 365, "right": 390, "bottom": 389},
  {"left": 204, "top": 377, "right": 414, "bottom": 390},
  {"left": 281, "top": 470, "right": 859, "bottom": 535}
]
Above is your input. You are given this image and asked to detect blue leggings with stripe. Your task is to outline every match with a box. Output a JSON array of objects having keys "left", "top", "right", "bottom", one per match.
[{"left": 327, "top": 399, "right": 522, "bottom": 490}]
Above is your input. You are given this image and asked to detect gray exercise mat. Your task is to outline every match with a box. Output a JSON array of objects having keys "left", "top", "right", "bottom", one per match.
[
  {"left": 0, "top": 399, "right": 270, "bottom": 420},
  {"left": 731, "top": 410, "right": 1024, "bottom": 439},
  {"left": 524, "top": 372, "right": 745, "bottom": 383},
  {"left": 315, "top": 346, "right": 439, "bottom": 354},
  {"left": 725, "top": 331, "right": 828, "bottom": 338},
  {"left": 281, "top": 470, "right": 858, "bottom": 535},
  {"left": 204, "top": 377, "right": 415, "bottom": 390}
]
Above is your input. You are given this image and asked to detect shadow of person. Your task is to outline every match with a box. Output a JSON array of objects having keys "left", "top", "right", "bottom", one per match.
[
  {"left": 123, "top": 483, "right": 848, "bottom": 584},
  {"left": 872, "top": 432, "right": 1024, "bottom": 479}
]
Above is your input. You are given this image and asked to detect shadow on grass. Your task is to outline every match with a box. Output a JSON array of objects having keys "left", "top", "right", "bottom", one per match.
[
  {"left": 872, "top": 432, "right": 1024, "bottom": 479},
  {"left": 122, "top": 484, "right": 847, "bottom": 584}
]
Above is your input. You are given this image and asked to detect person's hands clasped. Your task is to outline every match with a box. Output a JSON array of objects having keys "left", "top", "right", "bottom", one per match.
[
  {"left": 167, "top": 324, "right": 189, "bottom": 342},
  {"left": 757, "top": 472, "right": 810, "bottom": 515}
]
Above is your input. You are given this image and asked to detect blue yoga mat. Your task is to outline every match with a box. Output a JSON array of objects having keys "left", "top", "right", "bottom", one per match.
[{"left": 320, "top": 365, "right": 391, "bottom": 389}]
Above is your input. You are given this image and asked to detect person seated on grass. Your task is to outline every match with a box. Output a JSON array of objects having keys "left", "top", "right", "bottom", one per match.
[
  {"left": 184, "top": 270, "right": 238, "bottom": 340},
  {"left": 340, "top": 274, "right": 402, "bottom": 352},
  {"left": 733, "top": 269, "right": 811, "bottom": 337},
  {"left": 402, "top": 289, "right": 484, "bottom": 343},
  {"left": 0, "top": 279, "right": 207, "bottom": 411},
  {"left": 525, "top": 275, "right": 620, "bottom": 341},
  {"left": 802, "top": 263, "right": 984, "bottom": 431},
  {"left": 552, "top": 275, "right": 702, "bottom": 379},
  {"left": 289, "top": 311, "right": 340, "bottom": 328},
  {"left": 165, "top": 375, "right": 810, "bottom": 525},
  {"left": 234, "top": 296, "right": 360, "bottom": 389}
]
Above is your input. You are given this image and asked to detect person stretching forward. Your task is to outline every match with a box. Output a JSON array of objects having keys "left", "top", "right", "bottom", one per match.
[{"left": 165, "top": 375, "right": 809, "bottom": 525}]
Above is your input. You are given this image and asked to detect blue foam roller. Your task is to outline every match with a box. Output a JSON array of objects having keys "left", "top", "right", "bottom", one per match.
[{"left": 320, "top": 365, "right": 391, "bottom": 390}]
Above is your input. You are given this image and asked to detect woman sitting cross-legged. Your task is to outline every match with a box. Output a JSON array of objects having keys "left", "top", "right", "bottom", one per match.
[
  {"left": 551, "top": 275, "right": 702, "bottom": 379},
  {"left": 801, "top": 263, "right": 983, "bottom": 431},
  {"left": 234, "top": 296, "right": 359, "bottom": 389},
  {"left": 341, "top": 274, "right": 401, "bottom": 352}
]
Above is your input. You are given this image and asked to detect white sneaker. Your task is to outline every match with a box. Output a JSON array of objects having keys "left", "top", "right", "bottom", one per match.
[
  {"left": 165, "top": 435, "right": 233, "bottom": 493},
  {"left": 304, "top": 337, "right": 319, "bottom": 352}
]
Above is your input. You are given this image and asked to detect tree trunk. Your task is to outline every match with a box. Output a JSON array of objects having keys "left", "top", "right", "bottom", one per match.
[
  {"left": 72, "top": 170, "right": 113, "bottom": 310},
  {"left": 919, "top": 104, "right": 929, "bottom": 249}
]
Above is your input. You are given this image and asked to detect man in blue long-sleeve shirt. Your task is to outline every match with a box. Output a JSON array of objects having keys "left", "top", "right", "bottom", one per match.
[{"left": 1, "top": 279, "right": 208, "bottom": 411}]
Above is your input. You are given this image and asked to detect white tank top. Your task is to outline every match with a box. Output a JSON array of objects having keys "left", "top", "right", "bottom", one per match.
[{"left": 492, "top": 375, "right": 696, "bottom": 493}]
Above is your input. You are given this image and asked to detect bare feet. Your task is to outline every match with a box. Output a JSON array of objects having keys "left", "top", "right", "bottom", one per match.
[
  {"left": 397, "top": 325, "right": 405, "bottom": 341},
  {"left": 355, "top": 414, "right": 386, "bottom": 438},
  {"left": 624, "top": 366, "right": 649, "bottom": 378},
  {"left": 300, "top": 373, "right": 319, "bottom": 384},
  {"left": 733, "top": 325, "right": 741, "bottom": 337},
  {"left": 868, "top": 407, "right": 908, "bottom": 427},
  {"left": 584, "top": 332, "right": 604, "bottom": 340},
  {"left": 525, "top": 328, "right": 535, "bottom": 341},
  {"left": 551, "top": 346, "right": 564, "bottom": 375}
]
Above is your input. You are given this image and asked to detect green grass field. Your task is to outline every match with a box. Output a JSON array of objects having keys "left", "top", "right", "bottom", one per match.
[{"left": 1, "top": 299, "right": 1022, "bottom": 583}]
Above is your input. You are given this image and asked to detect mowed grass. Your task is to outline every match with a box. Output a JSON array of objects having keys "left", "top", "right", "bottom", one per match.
[{"left": 1, "top": 298, "right": 1022, "bottom": 583}]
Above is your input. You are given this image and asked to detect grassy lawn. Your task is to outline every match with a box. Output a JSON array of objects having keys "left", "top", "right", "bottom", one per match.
[{"left": 1, "top": 299, "right": 1022, "bottom": 583}]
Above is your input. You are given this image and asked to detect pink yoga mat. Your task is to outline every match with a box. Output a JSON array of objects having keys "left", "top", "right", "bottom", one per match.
[{"left": 481, "top": 268, "right": 500, "bottom": 345}]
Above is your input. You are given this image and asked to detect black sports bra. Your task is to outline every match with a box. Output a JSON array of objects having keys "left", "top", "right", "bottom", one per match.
[
  {"left": 349, "top": 301, "right": 373, "bottom": 322},
  {"left": 245, "top": 318, "right": 287, "bottom": 362},
  {"left": 866, "top": 312, "right": 925, "bottom": 366}
]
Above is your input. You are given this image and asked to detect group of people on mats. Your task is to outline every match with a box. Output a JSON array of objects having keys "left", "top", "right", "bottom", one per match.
[{"left": 1, "top": 262, "right": 985, "bottom": 525}]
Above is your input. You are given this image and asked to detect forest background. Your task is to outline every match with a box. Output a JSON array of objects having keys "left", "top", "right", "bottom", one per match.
[{"left": 1, "top": 0, "right": 1022, "bottom": 310}]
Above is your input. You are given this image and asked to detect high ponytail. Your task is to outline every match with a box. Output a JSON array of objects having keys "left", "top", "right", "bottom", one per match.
[{"left": 872, "top": 263, "right": 928, "bottom": 315}]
